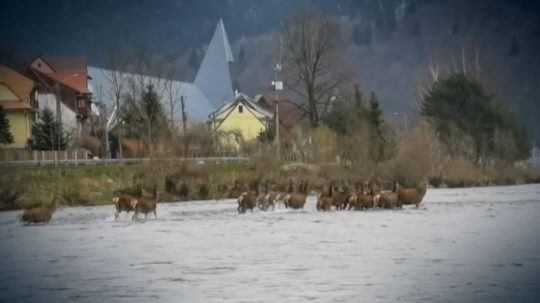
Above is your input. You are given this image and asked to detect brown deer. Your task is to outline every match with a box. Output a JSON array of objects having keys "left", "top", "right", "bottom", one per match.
[
  {"left": 21, "top": 199, "right": 57, "bottom": 224},
  {"left": 132, "top": 188, "right": 159, "bottom": 220},
  {"left": 237, "top": 191, "right": 257, "bottom": 213},
  {"left": 332, "top": 182, "right": 350, "bottom": 211},
  {"left": 257, "top": 181, "right": 275, "bottom": 211},
  {"left": 378, "top": 182, "right": 400, "bottom": 209},
  {"left": 316, "top": 184, "right": 334, "bottom": 211},
  {"left": 113, "top": 195, "right": 137, "bottom": 219},
  {"left": 347, "top": 182, "right": 373, "bottom": 210},
  {"left": 398, "top": 180, "right": 428, "bottom": 208},
  {"left": 284, "top": 180, "right": 308, "bottom": 209}
]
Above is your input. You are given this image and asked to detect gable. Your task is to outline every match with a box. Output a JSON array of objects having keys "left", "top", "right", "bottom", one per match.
[
  {"left": 0, "top": 83, "right": 19, "bottom": 101},
  {"left": 30, "top": 58, "right": 55, "bottom": 74},
  {"left": 215, "top": 102, "right": 268, "bottom": 141}
]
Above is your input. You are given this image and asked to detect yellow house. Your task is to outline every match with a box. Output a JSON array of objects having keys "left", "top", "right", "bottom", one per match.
[
  {"left": 208, "top": 93, "right": 273, "bottom": 148},
  {"left": 0, "top": 65, "right": 35, "bottom": 149}
]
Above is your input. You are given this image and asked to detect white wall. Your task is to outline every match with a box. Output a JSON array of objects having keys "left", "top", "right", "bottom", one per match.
[{"left": 36, "top": 93, "right": 78, "bottom": 133}]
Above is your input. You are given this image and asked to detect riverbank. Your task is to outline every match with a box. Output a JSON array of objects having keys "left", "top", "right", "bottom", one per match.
[{"left": 1, "top": 159, "right": 539, "bottom": 211}]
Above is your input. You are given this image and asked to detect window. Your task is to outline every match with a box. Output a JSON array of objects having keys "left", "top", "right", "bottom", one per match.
[{"left": 238, "top": 105, "right": 243, "bottom": 113}]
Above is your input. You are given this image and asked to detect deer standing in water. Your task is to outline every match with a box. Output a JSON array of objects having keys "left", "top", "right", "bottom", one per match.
[
  {"left": 132, "top": 188, "right": 159, "bottom": 221},
  {"left": 113, "top": 195, "right": 138, "bottom": 219},
  {"left": 284, "top": 180, "right": 308, "bottom": 209},
  {"left": 397, "top": 180, "right": 428, "bottom": 208},
  {"left": 21, "top": 199, "right": 57, "bottom": 224},
  {"left": 317, "top": 184, "right": 334, "bottom": 211}
]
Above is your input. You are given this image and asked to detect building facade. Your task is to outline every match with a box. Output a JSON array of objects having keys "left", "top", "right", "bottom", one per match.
[{"left": 0, "top": 65, "right": 35, "bottom": 149}]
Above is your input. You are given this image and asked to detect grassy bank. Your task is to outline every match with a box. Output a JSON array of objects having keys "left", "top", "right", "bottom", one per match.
[{"left": 1, "top": 158, "right": 539, "bottom": 211}]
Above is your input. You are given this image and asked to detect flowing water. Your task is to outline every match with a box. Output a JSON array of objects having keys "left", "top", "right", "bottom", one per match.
[{"left": 1, "top": 184, "right": 540, "bottom": 302}]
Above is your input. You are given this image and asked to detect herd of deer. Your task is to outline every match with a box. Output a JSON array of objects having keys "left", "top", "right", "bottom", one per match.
[
  {"left": 237, "top": 179, "right": 428, "bottom": 213},
  {"left": 19, "top": 179, "right": 427, "bottom": 224},
  {"left": 20, "top": 188, "right": 160, "bottom": 224}
]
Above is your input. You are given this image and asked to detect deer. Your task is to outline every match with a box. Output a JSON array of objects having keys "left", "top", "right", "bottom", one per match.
[
  {"left": 397, "top": 180, "right": 428, "bottom": 208},
  {"left": 378, "top": 181, "right": 400, "bottom": 209},
  {"left": 132, "top": 188, "right": 159, "bottom": 221},
  {"left": 316, "top": 184, "right": 334, "bottom": 211},
  {"left": 113, "top": 195, "right": 138, "bottom": 219},
  {"left": 284, "top": 180, "right": 308, "bottom": 209},
  {"left": 332, "top": 182, "right": 350, "bottom": 211},
  {"left": 21, "top": 199, "right": 57, "bottom": 224},
  {"left": 257, "top": 181, "right": 274, "bottom": 211},
  {"left": 238, "top": 179, "right": 259, "bottom": 214},
  {"left": 237, "top": 191, "right": 257, "bottom": 213}
]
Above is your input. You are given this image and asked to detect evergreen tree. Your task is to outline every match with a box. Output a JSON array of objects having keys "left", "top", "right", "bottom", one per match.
[
  {"left": 421, "top": 73, "right": 530, "bottom": 163},
  {"left": 367, "top": 92, "right": 395, "bottom": 163},
  {"left": 0, "top": 106, "right": 14, "bottom": 144},
  {"left": 32, "top": 108, "right": 70, "bottom": 150},
  {"left": 121, "top": 84, "right": 167, "bottom": 144}
]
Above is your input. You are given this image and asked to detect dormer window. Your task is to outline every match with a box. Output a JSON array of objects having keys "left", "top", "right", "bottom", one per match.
[{"left": 238, "top": 105, "right": 243, "bottom": 113}]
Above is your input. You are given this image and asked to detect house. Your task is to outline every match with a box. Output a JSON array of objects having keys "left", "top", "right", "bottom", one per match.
[
  {"left": 27, "top": 56, "right": 92, "bottom": 138},
  {"left": 256, "top": 95, "right": 305, "bottom": 134},
  {"left": 0, "top": 65, "right": 35, "bottom": 148},
  {"left": 208, "top": 92, "right": 273, "bottom": 147}
]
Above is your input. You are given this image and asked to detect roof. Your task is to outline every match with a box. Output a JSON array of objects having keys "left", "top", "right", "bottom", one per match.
[
  {"left": 256, "top": 96, "right": 305, "bottom": 130},
  {"left": 88, "top": 66, "right": 215, "bottom": 121},
  {"left": 42, "top": 56, "right": 87, "bottom": 72},
  {"left": 194, "top": 19, "right": 234, "bottom": 107},
  {"left": 0, "top": 65, "right": 34, "bottom": 100},
  {"left": 31, "top": 56, "right": 90, "bottom": 94},
  {"left": 209, "top": 93, "right": 273, "bottom": 120},
  {"left": 0, "top": 100, "right": 33, "bottom": 111}
]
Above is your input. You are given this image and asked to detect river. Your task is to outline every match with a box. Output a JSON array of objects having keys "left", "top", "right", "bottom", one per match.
[{"left": 1, "top": 184, "right": 540, "bottom": 302}]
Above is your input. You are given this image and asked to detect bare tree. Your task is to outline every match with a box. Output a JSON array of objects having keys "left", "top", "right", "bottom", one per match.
[
  {"left": 103, "top": 51, "right": 130, "bottom": 158},
  {"left": 281, "top": 9, "right": 353, "bottom": 127},
  {"left": 162, "top": 65, "right": 184, "bottom": 131}
]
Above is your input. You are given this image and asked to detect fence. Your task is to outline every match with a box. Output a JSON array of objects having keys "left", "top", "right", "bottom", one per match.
[{"left": 0, "top": 149, "right": 90, "bottom": 162}]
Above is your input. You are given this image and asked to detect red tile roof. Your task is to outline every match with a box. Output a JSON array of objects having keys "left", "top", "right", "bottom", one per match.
[{"left": 35, "top": 57, "right": 90, "bottom": 94}]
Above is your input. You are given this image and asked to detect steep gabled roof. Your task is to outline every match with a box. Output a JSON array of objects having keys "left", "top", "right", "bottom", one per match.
[
  {"left": 0, "top": 64, "right": 34, "bottom": 101},
  {"left": 30, "top": 56, "right": 90, "bottom": 94},
  {"left": 210, "top": 93, "right": 273, "bottom": 120},
  {"left": 194, "top": 19, "right": 234, "bottom": 107}
]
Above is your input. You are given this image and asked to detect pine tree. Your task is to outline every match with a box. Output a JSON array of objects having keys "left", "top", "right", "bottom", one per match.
[
  {"left": 32, "top": 108, "right": 70, "bottom": 150},
  {"left": 421, "top": 73, "right": 531, "bottom": 162},
  {"left": 0, "top": 106, "right": 14, "bottom": 144},
  {"left": 368, "top": 92, "right": 396, "bottom": 163}
]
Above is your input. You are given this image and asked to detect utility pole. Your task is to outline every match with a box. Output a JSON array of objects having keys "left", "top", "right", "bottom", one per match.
[
  {"left": 273, "top": 36, "right": 284, "bottom": 160},
  {"left": 55, "top": 82, "right": 62, "bottom": 152},
  {"left": 117, "top": 97, "right": 123, "bottom": 159},
  {"left": 272, "top": 63, "right": 283, "bottom": 161}
]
